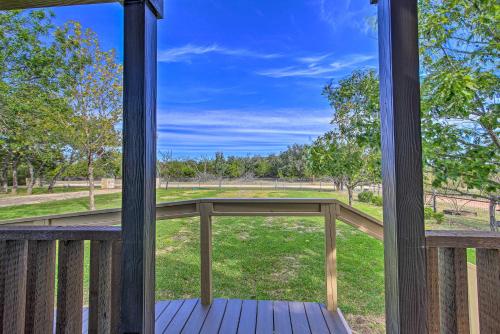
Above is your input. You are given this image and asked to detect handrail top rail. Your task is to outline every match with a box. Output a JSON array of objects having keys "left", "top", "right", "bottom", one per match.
[
  {"left": 0, "top": 198, "right": 343, "bottom": 225},
  {"left": 0, "top": 226, "right": 121, "bottom": 241},
  {"left": 426, "top": 230, "right": 500, "bottom": 249}
]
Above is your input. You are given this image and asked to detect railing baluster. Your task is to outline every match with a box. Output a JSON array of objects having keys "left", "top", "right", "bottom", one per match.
[
  {"left": 438, "top": 247, "right": 469, "bottom": 334},
  {"left": 425, "top": 247, "right": 440, "bottom": 334},
  {"left": 200, "top": 203, "right": 213, "bottom": 305},
  {"left": 25, "top": 240, "right": 56, "bottom": 334},
  {"left": 89, "top": 240, "right": 113, "bottom": 334},
  {"left": 56, "top": 240, "right": 84, "bottom": 334},
  {"left": 111, "top": 240, "right": 122, "bottom": 334},
  {"left": 323, "top": 203, "right": 338, "bottom": 311},
  {"left": 476, "top": 248, "right": 500, "bottom": 333},
  {"left": 1, "top": 240, "right": 28, "bottom": 334}
]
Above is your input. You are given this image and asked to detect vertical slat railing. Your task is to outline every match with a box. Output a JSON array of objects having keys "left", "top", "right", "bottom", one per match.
[
  {"left": 476, "top": 248, "right": 500, "bottom": 332},
  {"left": 426, "top": 231, "right": 500, "bottom": 334},
  {"left": 56, "top": 240, "right": 85, "bottom": 334},
  {"left": 438, "top": 247, "right": 469, "bottom": 333},
  {"left": 25, "top": 240, "right": 57, "bottom": 334},
  {"left": 89, "top": 240, "right": 113, "bottom": 333},
  {"left": 426, "top": 247, "right": 440, "bottom": 334},
  {"left": 0, "top": 226, "right": 122, "bottom": 334},
  {"left": 1, "top": 240, "right": 28, "bottom": 333}
]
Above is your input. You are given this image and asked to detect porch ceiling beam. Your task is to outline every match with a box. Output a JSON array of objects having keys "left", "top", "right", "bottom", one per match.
[
  {"left": 0, "top": 0, "right": 163, "bottom": 19},
  {"left": 376, "top": 0, "right": 427, "bottom": 333},
  {"left": 0, "top": 0, "right": 118, "bottom": 10}
]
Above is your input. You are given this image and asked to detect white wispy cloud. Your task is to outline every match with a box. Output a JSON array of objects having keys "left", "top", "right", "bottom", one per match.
[
  {"left": 158, "top": 44, "right": 282, "bottom": 63},
  {"left": 317, "top": 0, "right": 376, "bottom": 34},
  {"left": 156, "top": 108, "right": 333, "bottom": 156},
  {"left": 256, "top": 54, "right": 375, "bottom": 78}
]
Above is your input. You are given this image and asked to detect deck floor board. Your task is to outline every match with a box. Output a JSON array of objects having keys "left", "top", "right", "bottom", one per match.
[{"left": 77, "top": 298, "right": 350, "bottom": 333}]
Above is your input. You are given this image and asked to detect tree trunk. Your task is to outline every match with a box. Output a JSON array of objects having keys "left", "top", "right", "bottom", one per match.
[
  {"left": 88, "top": 159, "right": 96, "bottom": 211},
  {"left": 0, "top": 155, "right": 7, "bottom": 193},
  {"left": 26, "top": 159, "right": 35, "bottom": 195},
  {"left": 218, "top": 177, "right": 222, "bottom": 189},
  {"left": 11, "top": 158, "right": 18, "bottom": 195},
  {"left": 165, "top": 178, "right": 169, "bottom": 190},
  {"left": 347, "top": 186, "right": 353, "bottom": 206},
  {"left": 489, "top": 196, "right": 497, "bottom": 232},
  {"left": 432, "top": 189, "right": 437, "bottom": 213}
]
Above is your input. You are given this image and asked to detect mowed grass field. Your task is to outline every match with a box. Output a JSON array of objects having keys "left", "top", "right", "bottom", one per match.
[{"left": 0, "top": 188, "right": 386, "bottom": 331}]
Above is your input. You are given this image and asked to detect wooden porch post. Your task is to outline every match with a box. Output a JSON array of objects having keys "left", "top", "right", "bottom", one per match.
[
  {"left": 375, "top": 0, "right": 428, "bottom": 332},
  {"left": 121, "top": 1, "right": 163, "bottom": 333}
]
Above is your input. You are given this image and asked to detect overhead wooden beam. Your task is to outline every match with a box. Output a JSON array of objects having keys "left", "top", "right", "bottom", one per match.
[
  {"left": 0, "top": 0, "right": 118, "bottom": 10},
  {"left": 376, "top": 0, "right": 427, "bottom": 333},
  {"left": 120, "top": 0, "right": 162, "bottom": 333}
]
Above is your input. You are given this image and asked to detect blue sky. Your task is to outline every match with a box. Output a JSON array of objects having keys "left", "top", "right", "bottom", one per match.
[{"left": 49, "top": 0, "right": 378, "bottom": 158}]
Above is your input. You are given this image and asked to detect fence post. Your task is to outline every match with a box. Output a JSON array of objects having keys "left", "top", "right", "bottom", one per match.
[
  {"left": 200, "top": 203, "right": 213, "bottom": 305},
  {"left": 322, "top": 203, "right": 338, "bottom": 311}
]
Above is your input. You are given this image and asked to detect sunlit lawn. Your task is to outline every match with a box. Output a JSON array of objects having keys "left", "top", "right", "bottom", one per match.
[{"left": 0, "top": 188, "right": 387, "bottom": 330}]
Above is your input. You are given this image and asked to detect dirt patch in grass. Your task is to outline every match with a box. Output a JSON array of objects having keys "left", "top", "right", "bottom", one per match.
[{"left": 346, "top": 314, "right": 385, "bottom": 334}]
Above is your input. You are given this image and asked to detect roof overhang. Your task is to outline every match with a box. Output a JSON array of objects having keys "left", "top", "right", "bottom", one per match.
[{"left": 0, "top": 0, "right": 163, "bottom": 19}]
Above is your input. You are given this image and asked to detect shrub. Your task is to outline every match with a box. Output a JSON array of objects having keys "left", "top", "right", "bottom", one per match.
[
  {"left": 424, "top": 207, "right": 434, "bottom": 220},
  {"left": 433, "top": 212, "right": 445, "bottom": 224},
  {"left": 424, "top": 207, "right": 445, "bottom": 224},
  {"left": 371, "top": 195, "right": 383, "bottom": 206},
  {"left": 358, "top": 190, "right": 374, "bottom": 203}
]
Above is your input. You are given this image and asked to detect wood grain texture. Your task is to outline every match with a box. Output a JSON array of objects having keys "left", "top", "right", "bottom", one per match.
[
  {"left": 0, "top": 226, "right": 121, "bottom": 240},
  {"left": 438, "top": 248, "right": 469, "bottom": 333},
  {"left": 120, "top": 0, "right": 158, "bottom": 332},
  {"left": 1, "top": 240, "right": 28, "bottom": 334},
  {"left": 25, "top": 240, "right": 56, "bottom": 334},
  {"left": 89, "top": 241, "right": 113, "bottom": 334},
  {"left": 200, "top": 203, "right": 213, "bottom": 305},
  {"left": 0, "top": 241, "right": 5, "bottom": 331},
  {"left": 110, "top": 240, "right": 122, "bottom": 334},
  {"left": 476, "top": 249, "right": 500, "bottom": 333},
  {"left": 426, "top": 231, "right": 500, "bottom": 249},
  {"left": 425, "top": 247, "right": 440, "bottom": 334},
  {"left": 56, "top": 240, "right": 84, "bottom": 334},
  {"left": 323, "top": 203, "right": 338, "bottom": 311},
  {"left": 377, "top": 0, "right": 427, "bottom": 332},
  {"left": 0, "top": 0, "right": 117, "bottom": 10}
]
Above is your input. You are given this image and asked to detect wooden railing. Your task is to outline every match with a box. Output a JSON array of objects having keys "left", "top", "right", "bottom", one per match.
[
  {"left": 4, "top": 198, "right": 498, "bottom": 333},
  {"left": 425, "top": 231, "right": 500, "bottom": 334},
  {"left": 0, "top": 199, "right": 383, "bottom": 324},
  {"left": 0, "top": 226, "right": 122, "bottom": 334}
]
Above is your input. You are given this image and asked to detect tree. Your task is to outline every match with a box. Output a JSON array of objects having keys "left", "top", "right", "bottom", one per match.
[
  {"left": 323, "top": 69, "right": 381, "bottom": 149},
  {"left": 58, "top": 22, "right": 122, "bottom": 210},
  {"left": 310, "top": 133, "right": 376, "bottom": 206},
  {"left": 157, "top": 151, "right": 173, "bottom": 190},
  {"left": 213, "top": 152, "right": 227, "bottom": 189},
  {"left": 314, "top": 69, "right": 382, "bottom": 204},
  {"left": 419, "top": 0, "right": 499, "bottom": 230}
]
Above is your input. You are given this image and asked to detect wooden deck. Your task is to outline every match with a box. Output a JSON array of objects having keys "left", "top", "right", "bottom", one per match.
[{"left": 80, "top": 299, "right": 350, "bottom": 333}]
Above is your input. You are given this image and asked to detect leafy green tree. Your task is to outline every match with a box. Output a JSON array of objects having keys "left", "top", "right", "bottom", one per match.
[
  {"left": 419, "top": 0, "right": 499, "bottom": 230},
  {"left": 213, "top": 152, "right": 227, "bottom": 188},
  {"left": 323, "top": 69, "right": 381, "bottom": 148},
  {"left": 310, "top": 133, "right": 376, "bottom": 206},
  {"left": 0, "top": 10, "right": 72, "bottom": 194},
  {"left": 57, "top": 22, "right": 122, "bottom": 210}
]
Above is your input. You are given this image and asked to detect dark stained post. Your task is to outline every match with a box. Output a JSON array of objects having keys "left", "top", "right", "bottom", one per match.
[
  {"left": 121, "top": 0, "right": 163, "bottom": 333},
  {"left": 375, "top": 0, "right": 427, "bottom": 332}
]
